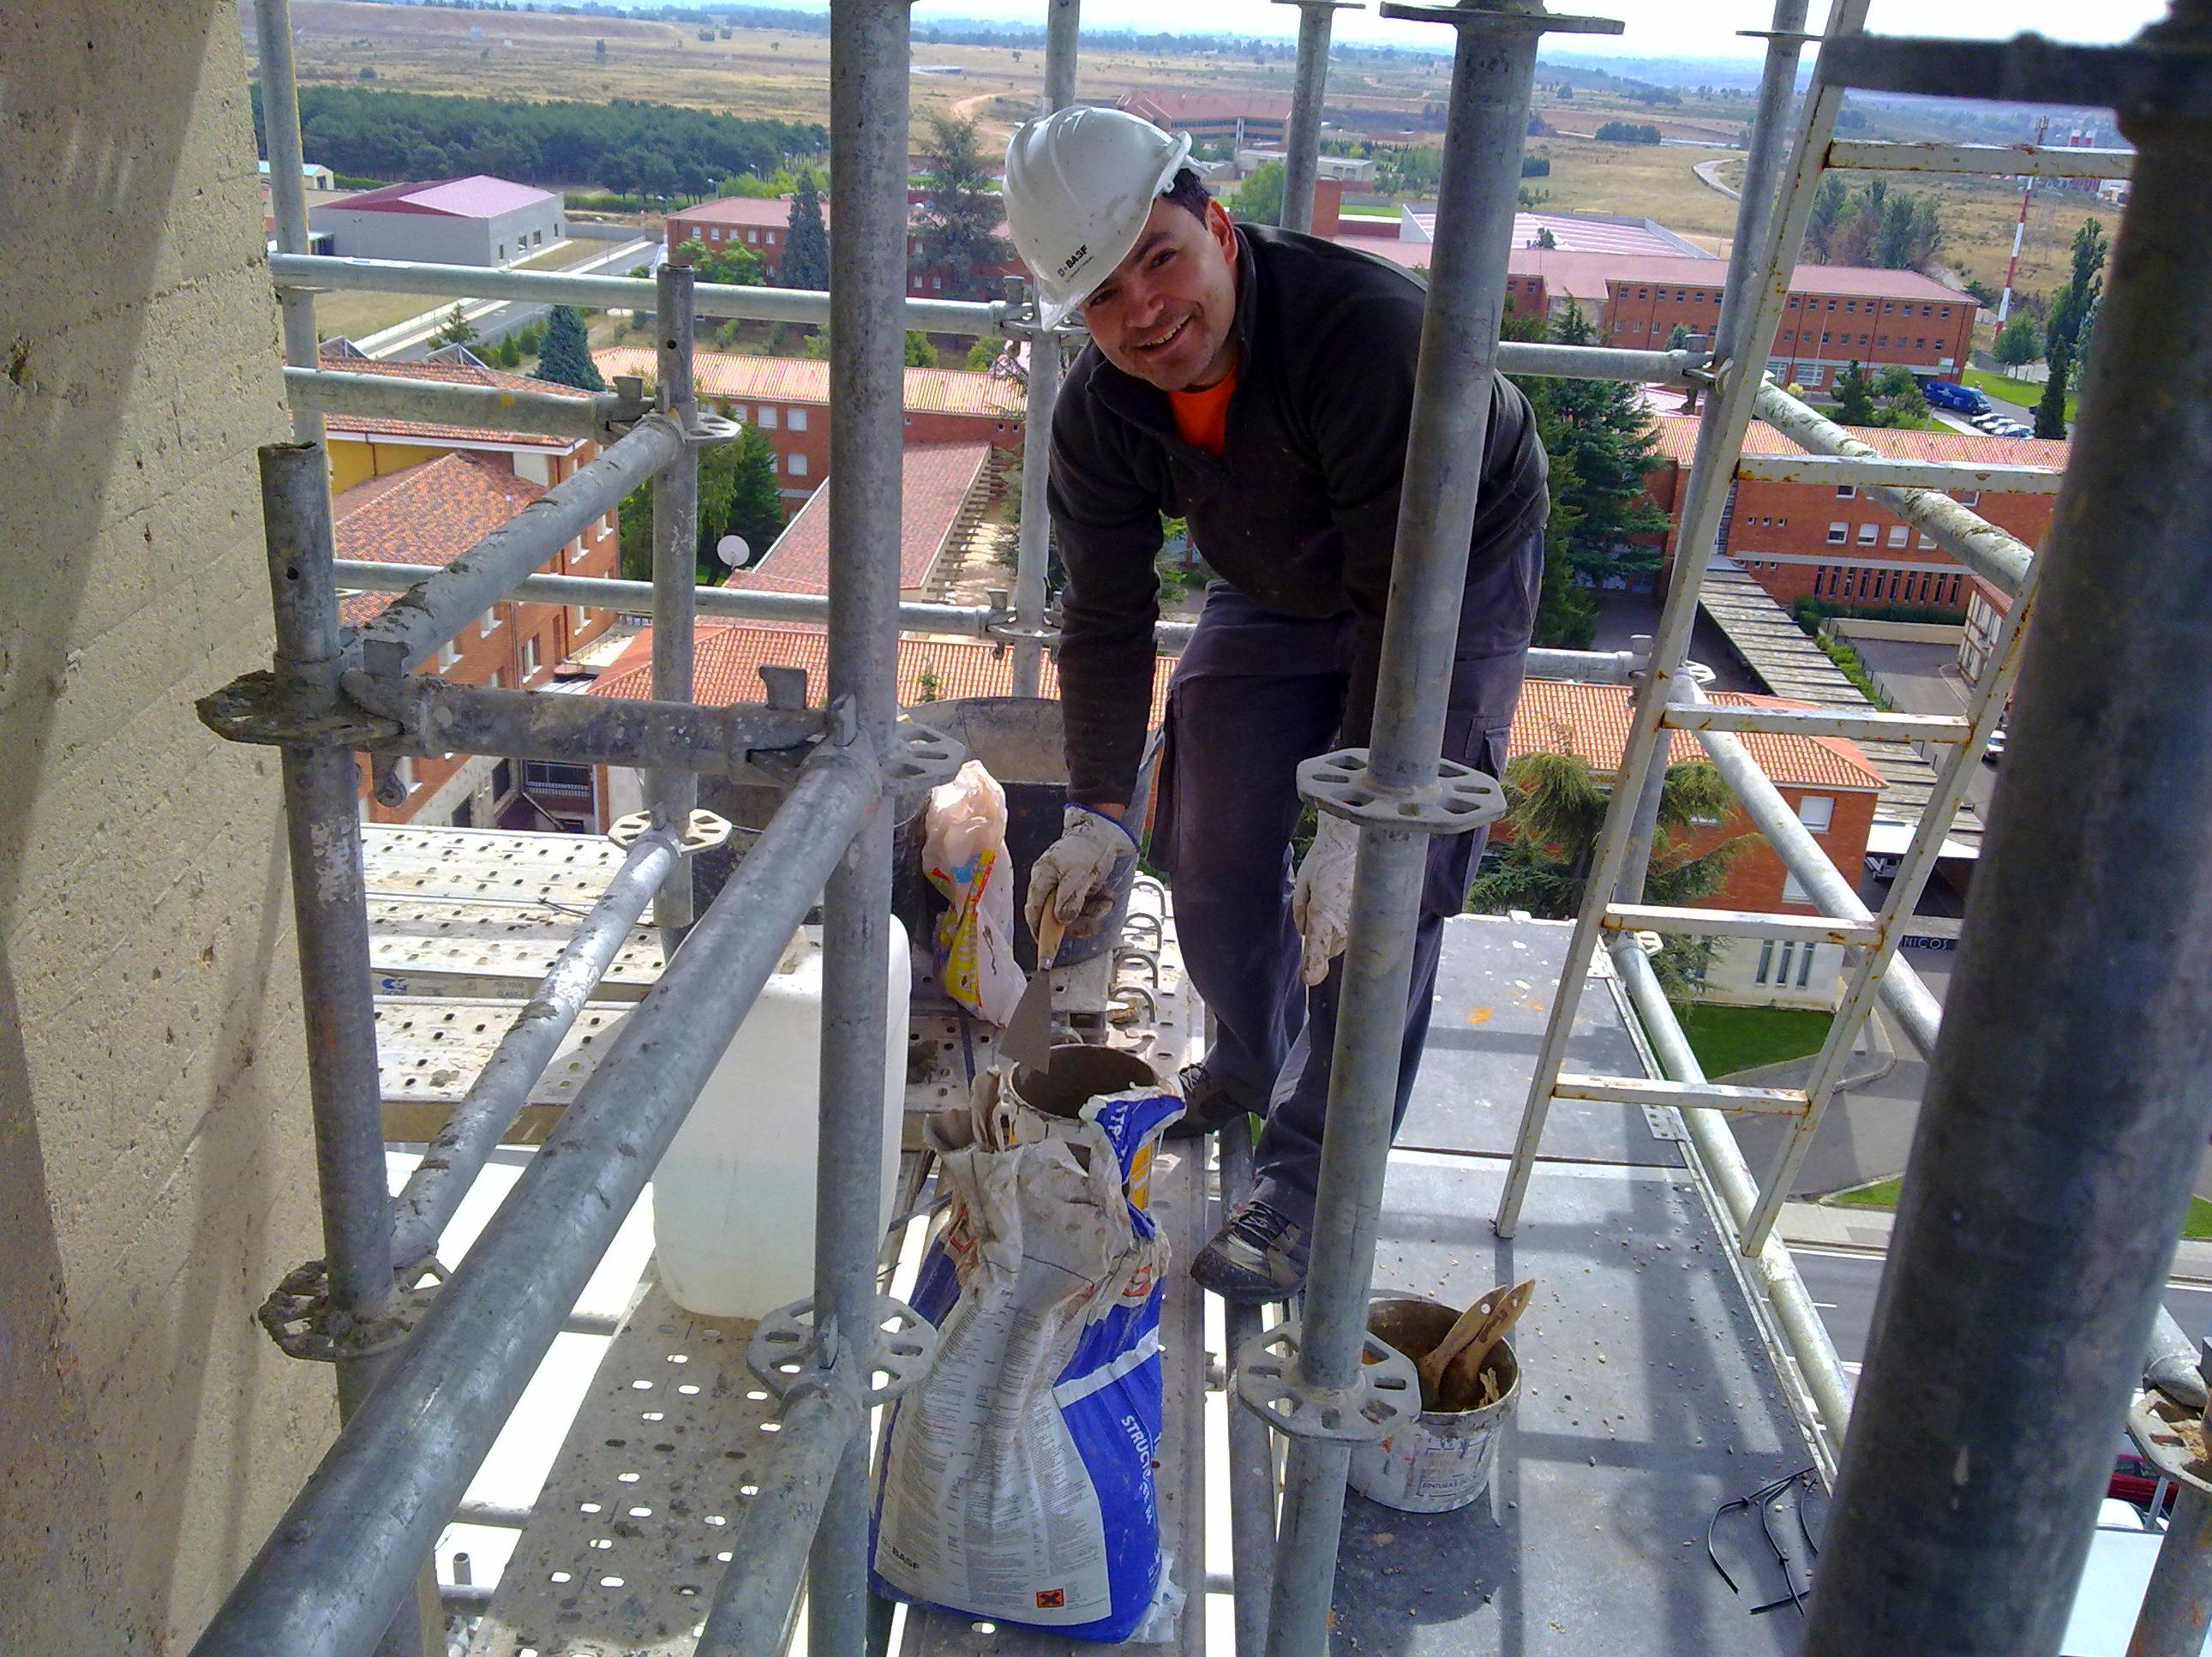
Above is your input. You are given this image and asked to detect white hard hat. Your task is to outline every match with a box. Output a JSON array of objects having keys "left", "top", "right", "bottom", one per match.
[{"left": 1004, "top": 107, "right": 1194, "bottom": 329}]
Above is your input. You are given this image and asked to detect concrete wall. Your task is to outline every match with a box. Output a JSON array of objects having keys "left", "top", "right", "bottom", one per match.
[{"left": 2, "top": 4, "right": 337, "bottom": 1648}]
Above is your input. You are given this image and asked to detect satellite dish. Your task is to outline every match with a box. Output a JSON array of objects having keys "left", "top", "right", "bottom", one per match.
[{"left": 716, "top": 534, "right": 751, "bottom": 567}]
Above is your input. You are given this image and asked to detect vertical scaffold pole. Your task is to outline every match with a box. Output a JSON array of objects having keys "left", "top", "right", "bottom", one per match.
[
  {"left": 251, "top": 0, "right": 323, "bottom": 443},
  {"left": 1612, "top": 0, "right": 1807, "bottom": 896},
  {"left": 1275, "top": 1, "right": 1357, "bottom": 235},
  {"left": 1803, "top": 21, "right": 2212, "bottom": 1650},
  {"left": 1259, "top": 5, "right": 1609, "bottom": 1653},
  {"left": 261, "top": 443, "right": 422, "bottom": 1657},
  {"left": 809, "top": 3, "right": 908, "bottom": 1653},
  {"left": 650, "top": 262, "right": 700, "bottom": 946},
  {"left": 1010, "top": 0, "right": 1080, "bottom": 700}
]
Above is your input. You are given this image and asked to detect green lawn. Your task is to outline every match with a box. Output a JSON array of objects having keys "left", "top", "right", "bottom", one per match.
[
  {"left": 1830, "top": 1180, "right": 2212, "bottom": 1240},
  {"left": 1963, "top": 367, "right": 2077, "bottom": 423},
  {"left": 1672, "top": 1003, "right": 1834, "bottom": 1078}
]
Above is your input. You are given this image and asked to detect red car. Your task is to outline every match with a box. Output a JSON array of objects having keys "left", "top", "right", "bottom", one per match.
[{"left": 2113, "top": 1442, "right": 2179, "bottom": 1511}]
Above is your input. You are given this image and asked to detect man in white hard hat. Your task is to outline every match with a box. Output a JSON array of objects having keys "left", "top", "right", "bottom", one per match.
[{"left": 1009, "top": 107, "right": 1548, "bottom": 1305}]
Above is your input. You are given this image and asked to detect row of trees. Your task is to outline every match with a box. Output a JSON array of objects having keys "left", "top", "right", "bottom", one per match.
[
  {"left": 2035, "top": 219, "right": 2106, "bottom": 440},
  {"left": 1829, "top": 361, "right": 1931, "bottom": 429},
  {"left": 257, "top": 86, "right": 824, "bottom": 201},
  {"left": 1594, "top": 122, "right": 1663, "bottom": 146},
  {"left": 1804, "top": 177, "right": 1944, "bottom": 273}
]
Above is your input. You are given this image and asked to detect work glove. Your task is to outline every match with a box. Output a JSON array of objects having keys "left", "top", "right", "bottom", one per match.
[
  {"left": 1026, "top": 804, "right": 1136, "bottom": 940},
  {"left": 1292, "top": 813, "right": 1359, "bottom": 988}
]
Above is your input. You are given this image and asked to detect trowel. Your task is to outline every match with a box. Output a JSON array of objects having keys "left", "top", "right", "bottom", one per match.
[{"left": 999, "top": 909, "right": 1066, "bottom": 1069}]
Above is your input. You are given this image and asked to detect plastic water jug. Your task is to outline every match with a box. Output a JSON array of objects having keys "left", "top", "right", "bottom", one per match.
[{"left": 652, "top": 919, "right": 910, "bottom": 1319}]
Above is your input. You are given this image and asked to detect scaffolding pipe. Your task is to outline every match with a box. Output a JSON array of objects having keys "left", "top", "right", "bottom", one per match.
[
  {"left": 330, "top": 560, "right": 999, "bottom": 639},
  {"left": 183, "top": 747, "right": 879, "bottom": 1657},
  {"left": 1801, "top": 62, "right": 2212, "bottom": 1652},
  {"left": 650, "top": 263, "right": 701, "bottom": 943},
  {"left": 252, "top": 0, "right": 323, "bottom": 442},
  {"left": 1735, "top": 452, "right": 2065, "bottom": 494},
  {"left": 2130, "top": 1347, "right": 2212, "bottom": 1657},
  {"left": 1277, "top": 1, "right": 1348, "bottom": 235},
  {"left": 387, "top": 827, "right": 681, "bottom": 1266},
  {"left": 1753, "top": 381, "right": 2036, "bottom": 596},
  {"left": 270, "top": 253, "right": 1012, "bottom": 339},
  {"left": 1010, "top": 6, "right": 1080, "bottom": 699},
  {"left": 283, "top": 366, "right": 621, "bottom": 442},
  {"left": 1823, "top": 137, "right": 2137, "bottom": 179},
  {"left": 338, "top": 670, "right": 825, "bottom": 775},
  {"left": 1220, "top": 1125, "right": 1278, "bottom": 1657},
  {"left": 1500, "top": 0, "right": 1874, "bottom": 1240},
  {"left": 1262, "top": 10, "right": 1548, "bottom": 1652},
  {"left": 809, "top": 5, "right": 911, "bottom": 1653},
  {"left": 1608, "top": 936, "right": 1852, "bottom": 1473},
  {"left": 693, "top": 1384, "right": 864, "bottom": 1657},
  {"left": 353, "top": 413, "right": 688, "bottom": 675},
  {"left": 259, "top": 444, "right": 420, "bottom": 1657}
]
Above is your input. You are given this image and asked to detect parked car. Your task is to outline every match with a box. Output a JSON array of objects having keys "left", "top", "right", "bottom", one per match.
[{"left": 1982, "top": 724, "right": 2007, "bottom": 764}]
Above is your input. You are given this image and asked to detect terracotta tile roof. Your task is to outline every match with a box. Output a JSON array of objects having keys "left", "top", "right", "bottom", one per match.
[
  {"left": 1649, "top": 411, "right": 2070, "bottom": 471},
  {"left": 590, "top": 621, "right": 1176, "bottom": 729},
  {"left": 728, "top": 441, "right": 992, "bottom": 596},
  {"left": 1515, "top": 680, "right": 1886, "bottom": 792},
  {"left": 591, "top": 347, "right": 1027, "bottom": 420},
  {"left": 332, "top": 453, "right": 545, "bottom": 627},
  {"left": 1339, "top": 246, "right": 1970, "bottom": 304},
  {"left": 315, "top": 350, "right": 590, "bottom": 451},
  {"left": 1120, "top": 89, "right": 1294, "bottom": 123},
  {"left": 673, "top": 195, "right": 806, "bottom": 229}
]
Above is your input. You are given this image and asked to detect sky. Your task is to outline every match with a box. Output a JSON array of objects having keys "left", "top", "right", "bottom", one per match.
[{"left": 908, "top": 1, "right": 2173, "bottom": 62}]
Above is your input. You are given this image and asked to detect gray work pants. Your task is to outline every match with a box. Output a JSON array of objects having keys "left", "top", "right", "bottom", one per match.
[{"left": 1148, "top": 523, "right": 1543, "bottom": 1234}]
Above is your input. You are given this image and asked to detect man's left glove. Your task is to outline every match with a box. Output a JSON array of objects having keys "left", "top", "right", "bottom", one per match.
[{"left": 1291, "top": 813, "right": 1358, "bottom": 987}]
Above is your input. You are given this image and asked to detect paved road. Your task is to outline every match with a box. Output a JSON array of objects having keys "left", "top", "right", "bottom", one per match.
[
  {"left": 372, "top": 237, "right": 659, "bottom": 362},
  {"left": 1852, "top": 636, "right": 2000, "bottom": 822},
  {"left": 1693, "top": 156, "right": 1741, "bottom": 201},
  {"left": 1793, "top": 1247, "right": 2212, "bottom": 1370}
]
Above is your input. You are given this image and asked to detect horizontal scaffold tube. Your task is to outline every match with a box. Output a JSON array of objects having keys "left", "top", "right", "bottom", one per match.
[
  {"left": 387, "top": 825, "right": 683, "bottom": 1266},
  {"left": 340, "top": 669, "right": 824, "bottom": 775},
  {"left": 1754, "top": 381, "right": 2036, "bottom": 596},
  {"left": 184, "top": 746, "right": 880, "bottom": 1657},
  {"left": 271, "top": 252, "right": 1011, "bottom": 339},
  {"left": 354, "top": 414, "right": 688, "bottom": 675},
  {"left": 283, "top": 365, "right": 625, "bottom": 441}
]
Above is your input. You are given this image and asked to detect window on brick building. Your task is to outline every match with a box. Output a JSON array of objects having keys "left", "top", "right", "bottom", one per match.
[
  {"left": 1957, "top": 489, "right": 1980, "bottom": 506},
  {"left": 1836, "top": 483, "right": 1855, "bottom": 498},
  {"left": 746, "top": 229, "right": 759, "bottom": 243},
  {"left": 1918, "top": 532, "right": 1935, "bottom": 549},
  {"left": 438, "top": 639, "right": 460, "bottom": 669},
  {"left": 788, "top": 453, "right": 808, "bottom": 477},
  {"left": 788, "top": 408, "right": 807, "bottom": 431},
  {"left": 1889, "top": 525, "right": 1908, "bottom": 548},
  {"left": 1828, "top": 522, "right": 1848, "bottom": 543},
  {"left": 393, "top": 755, "right": 415, "bottom": 795},
  {"left": 1858, "top": 523, "right": 1878, "bottom": 544},
  {"left": 571, "top": 606, "right": 588, "bottom": 635},
  {"left": 1915, "top": 337, "right": 1927, "bottom": 350},
  {"left": 1877, "top": 335, "right": 1888, "bottom": 346},
  {"left": 1798, "top": 794, "right": 1834, "bottom": 832},
  {"left": 1803, "top": 366, "right": 1824, "bottom": 387},
  {"left": 523, "top": 634, "right": 542, "bottom": 677},
  {"left": 480, "top": 608, "right": 497, "bottom": 639},
  {"left": 758, "top": 405, "right": 778, "bottom": 429},
  {"left": 1844, "top": 300, "right": 1856, "bottom": 312}
]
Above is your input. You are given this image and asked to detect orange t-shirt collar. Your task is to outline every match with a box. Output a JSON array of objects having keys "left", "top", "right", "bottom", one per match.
[{"left": 1167, "top": 367, "right": 1238, "bottom": 459}]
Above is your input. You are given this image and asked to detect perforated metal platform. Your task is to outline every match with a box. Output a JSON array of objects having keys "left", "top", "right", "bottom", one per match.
[
  {"left": 377, "top": 997, "right": 628, "bottom": 1112},
  {"left": 466, "top": 1284, "right": 781, "bottom": 1657}
]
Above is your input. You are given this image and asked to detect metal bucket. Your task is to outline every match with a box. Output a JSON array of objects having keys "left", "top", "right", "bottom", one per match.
[{"left": 1348, "top": 1294, "right": 1520, "bottom": 1515}]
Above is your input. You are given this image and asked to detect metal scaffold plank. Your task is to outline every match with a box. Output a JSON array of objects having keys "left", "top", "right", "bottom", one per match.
[
  {"left": 369, "top": 897, "right": 665, "bottom": 1001},
  {"left": 1556, "top": 1073, "right": 1813, "bottom": 1117},
  {"left": 364, "top": 824, "right": 638, "bottom": 906}
]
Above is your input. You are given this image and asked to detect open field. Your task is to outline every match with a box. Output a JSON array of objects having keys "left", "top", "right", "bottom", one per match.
[
  {"left": 262, "top": 3, "right": 2107, "bottom": 314},
  {"left": 308, "top": 235, "right": 615, "bottom": 345}
]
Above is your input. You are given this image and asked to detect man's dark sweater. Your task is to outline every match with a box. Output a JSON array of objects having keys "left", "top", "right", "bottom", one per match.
[{"left": 1046, "top": 222, "right": 1550, "bottom": 807}]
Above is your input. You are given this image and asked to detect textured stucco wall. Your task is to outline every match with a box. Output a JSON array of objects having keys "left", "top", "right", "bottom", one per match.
[{"left": 1, "top": 3, "right": 339, "bottom": 1648}]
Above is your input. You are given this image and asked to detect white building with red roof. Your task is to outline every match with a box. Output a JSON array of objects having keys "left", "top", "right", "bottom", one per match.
[{"left": 309, "top": 174, "right": 565, "bottom": 267}]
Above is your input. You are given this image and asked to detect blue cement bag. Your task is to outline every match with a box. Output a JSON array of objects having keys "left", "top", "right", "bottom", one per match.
[{"left": 871, "top": 1074, "right": 1184, "bottom": 1642}]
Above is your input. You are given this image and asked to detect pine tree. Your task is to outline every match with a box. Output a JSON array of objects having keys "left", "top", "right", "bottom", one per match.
[
  {"left": 531, "top": 305, "right": 605, "bottom": 391},
  {"left": 432, "top": 303, "right": 479, "bottom": 349},
  {"left": 616, "top": 425, "right": 784, "bottom": 582},
  {"left": 912, "top": 114, "right": 1013, "bottom": 301},
  {"left": 2033, "top": 355, "right": 2070, "bottom": 441},
  {"left": 782, "top": 170, "right": 830, "bottom": 291},
  {"left": 1832, "top": 360, "right": 1877, "bottom": 426}
]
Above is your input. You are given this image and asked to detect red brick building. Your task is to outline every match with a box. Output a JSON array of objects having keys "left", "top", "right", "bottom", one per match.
[
  {"left": 335, "top": 453, "right": 619, "bottom": 830},
  {"left": 666, "top": 194, "right": 1023, "bottom": 299},
  {"left": 1511, "top": 679, "right": 1885, "bottom": 1006},
  {"left": 1602, "top": 259, "right": 1973, "bottom": 384},
  {"left": 592, "top": 346, "right": 1025, "bottom": 501},
  {"left": 1643, "top": 413, "right": 2067, "bottom": 613}
]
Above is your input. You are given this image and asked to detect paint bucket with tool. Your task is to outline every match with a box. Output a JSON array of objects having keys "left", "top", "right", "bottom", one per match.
[{"left": 1349, "top": 1284, "right": 1532, "bottom": 1514}]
